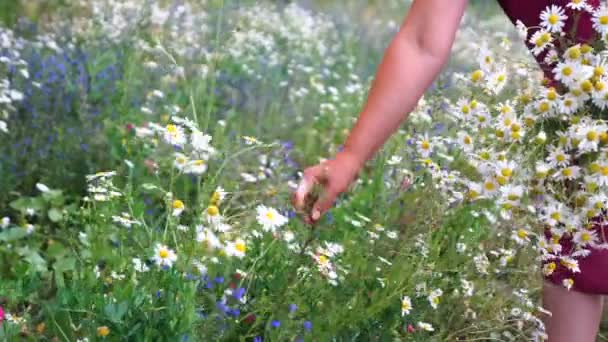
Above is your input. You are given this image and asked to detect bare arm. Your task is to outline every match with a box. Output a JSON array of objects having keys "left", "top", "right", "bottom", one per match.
[
  {"left": 294, "top": 0, "right": 467, "bottom": 223},
  {"left": 343, "top": 0, "right": 467, "bottom": 166}
]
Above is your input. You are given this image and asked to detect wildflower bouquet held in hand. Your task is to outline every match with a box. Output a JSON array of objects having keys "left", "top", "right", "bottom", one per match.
[{"left": 422, "top": 2, "right": 608, "bottom": 291}]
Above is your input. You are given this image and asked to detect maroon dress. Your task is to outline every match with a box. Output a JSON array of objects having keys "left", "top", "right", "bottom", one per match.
[{"left": 496, "top": 0, "right": 608, "bottom": 294}]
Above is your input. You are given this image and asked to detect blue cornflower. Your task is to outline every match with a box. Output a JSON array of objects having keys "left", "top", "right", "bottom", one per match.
[
  {"left": 253, "top": 337, "right": 262, "bottom": 342},
  {"left": 233, "top": 287, "right": 246, "bottom": 301},
  {"left": 214, "top": 276, "right": 224, "bottom": 284},
  {"left": 289, "top": 304, "right": 298, "bottom": 313},
  {"left": 271, "top": 320, "right": 281, "bottom": 328},
  {"left": 303, "top": 321, "right": 312, "bottom": 332}
]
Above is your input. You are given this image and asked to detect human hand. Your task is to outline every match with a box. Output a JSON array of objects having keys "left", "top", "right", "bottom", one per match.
[{"left": 292, "top": 151, "right": 362, "bottom": 224}]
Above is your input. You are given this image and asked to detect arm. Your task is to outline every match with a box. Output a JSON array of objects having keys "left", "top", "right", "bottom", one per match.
[
  {"left": 343, "top": 0, "right": 467, "bottom": 166},
  {"left": 293, "top": 0, "right": 467, "bottom": 223}
]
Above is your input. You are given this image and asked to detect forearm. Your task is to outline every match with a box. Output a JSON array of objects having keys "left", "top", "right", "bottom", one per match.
[
  {"left": 342, "top": 37, "right": 447, "bottom": 164},
  {"left": 341, "top": 0, "right": 466, "bottom": 166}
]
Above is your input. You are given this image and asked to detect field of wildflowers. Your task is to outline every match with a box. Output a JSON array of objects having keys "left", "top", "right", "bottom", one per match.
[{"left": 2, "top": 0, "right": 608, "bottom": 341}]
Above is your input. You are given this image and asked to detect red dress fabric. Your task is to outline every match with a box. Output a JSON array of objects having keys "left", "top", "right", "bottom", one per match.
[{"left": 496, "top": 0, "right": 608, "bottom": 294}]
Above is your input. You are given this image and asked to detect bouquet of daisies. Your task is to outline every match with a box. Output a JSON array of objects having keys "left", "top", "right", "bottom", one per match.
[{"left": 416, "top": 2, "right": 608, "bottom": 290}]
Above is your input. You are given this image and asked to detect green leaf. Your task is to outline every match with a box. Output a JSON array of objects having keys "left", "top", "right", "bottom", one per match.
[
  {"left": 47, "top": 242, "right": 67, "bottom": 258},
  {"left": 16, "top": 247, "right": 47, "bottom": 273},
  {"left": 104, "top": 302, "right": 129, "bottom": 323},
  {"left": 53, "top": 257, "right": 76, "bottom": 273},
  {"left": 48, "top": 208, "right": 63, "bottom": 222},
  {"left": 0, "top": 227, "right": 29, "bottom": 242}
]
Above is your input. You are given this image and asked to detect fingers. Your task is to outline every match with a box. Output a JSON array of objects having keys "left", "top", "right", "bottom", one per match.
[
  {"left": 292, "top": 165, "right": 322, "bottom": 212},
  {"left": 311, "top": 188, "right": 336, "bottom": 222}
]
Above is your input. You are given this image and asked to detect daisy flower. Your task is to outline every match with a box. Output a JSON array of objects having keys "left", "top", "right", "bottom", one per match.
[
  {"left": 172, "top": 199, "right": 185, "bottom": 217},
  {"left": 543, "top": 200, "right": 568, "bottom": 226},
  {"left": 546, "top": 146, "right": 570, "bottom": 168},
  {"left": 573, "top": 229, "right": 599, "bottom": 247},
  {"left": 153, "top": 243, "right": 177, "bottom": 268},
  {"left": 210, "top": 186, "right": 227, "bottom": 206},
  {"left": 540, "top": 5, "right": 567, "bottom": 33},
  {"left": 185, "top": 159, "right": 207, "bottom": 174},
  {"left": 592, "top": 5, "right": 608, "bottom": 35},
  {"left": 401, "top": 296, "right": 412, "bottom": 316},
  {"left": 206, "top": 205, "right": 222, "bottom": 225},
  {"left": 529, "top": 29, "right": 553, "bottom": 56},
  {"left": 224, "top": 238, "right": 247, "bottom": 258},
  {"left": 567, "top": 0, "right": 590, "bottom": 11},
  {"left": 456, "top": 131, "right": 474, "bottom": 152},
  {"left": 163, "top": 124, "right": 187, "bottom": 147},
  {"left": 417, "top": 322, "right": 434, "bottom": 332},
  {"left": 427, "top": 289, "right": 443, "bottom": 309},
  {"left": 173, "top": 153, "right": 189, "bottom": 171},
  {"left": 416, "top": 133, "right": 433, "bottom": 157},
  {"left": 256, "top": 205, "right": 288, "bottom": 232},
  {"left": 196, "top": 226, "right": 222, "bottom": 250},
  {"left": 553, "top": 166, "right": 581, "bottom": 181},
  {"left": 512, "top": 228, "right": 532, "bottom": 245}
]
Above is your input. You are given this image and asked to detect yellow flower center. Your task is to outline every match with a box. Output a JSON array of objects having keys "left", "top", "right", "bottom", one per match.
[
  {"left": 484, "top": 181, "right": 495, "bottom": 191},
  {"left": 548, "top": 14, "right": 559, "bottom": 25},
  {"left": 517, "top": 229, "right": 528, "bottom": 239},
  {"left": 550, "top": 212, "right": 561, "bottom": 221},
  {"left": 235, "top": 241, "right": 246, "bottom": 253},
  {"left": 541, "top": 32, "right": 552, "bottom": 43},
  {"left": 556, "top": 154, "right": 566, "bottom": 162},
  {"left": 595, "top": 66, "right": 605, "bottom": 77},
  {"left": 464, "top": 136, "right": 472, "bottom": 145},
  {"left": 421, "top": 141, "right": 430, "bottom": 150},
  {"left": 166, "top": 124, "right": 177, "bottom": 133},
  {"left": 563, "top": 168, "right": 573, "bottom": 177},
  {"left": 265, "top": 211, "right": 275, "bottom": 220},
  {"left": 547, "top": 89, "right": 558, "bottom": 101},
  {"left": 318, "top": 255, "right": 329, "bottom": 265},
  {"left": 568, "top": 47, "right": 581, "bottom": 59},
  {"left": 172, "top": 200, "right": 184, "bottom": 209},
  {"left": 562, "top": 66, "right": 573, "bottom": 76},
  {"left": 461, "top": 105, "right": 470, "bottom": 114},
  {"left": 194, "top": 160, "right": 205, "bottom": 166},
  {"left": 471, "top": 70, "right": 484, "bottom": 82},
  {"left": 595, "top": 81, "right": 605, "bottom": 91},
  {"left": 501, "top": 168, "right": 513, "bottom": 177},
  {"left": 600, "top": 16, "right": 608, "bottom": 25},
  {"left": 159, "top": 249, "right": 169, "bottom": 259},
  {"left": 207, "top": 205, "right": 219, "bottom": 216},
  {"left": 538, "top": 101, "right": 550, "bottom": 113},
  {"left": 587, "top": 131, "right": 598, "bottom": 141},
  {"left": 589, "top": 163, "right": 601, "bottom": 173},
  {"left": 480, "top": 151, "right": 491, "bottom": 160},
  {"left": 581, "top": 80, "right": 593, "bottom": 93}
]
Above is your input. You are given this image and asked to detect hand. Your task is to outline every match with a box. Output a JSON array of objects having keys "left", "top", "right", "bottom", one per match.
[{"left": 292, "top": 150, "right": 363, "bottom": 224}]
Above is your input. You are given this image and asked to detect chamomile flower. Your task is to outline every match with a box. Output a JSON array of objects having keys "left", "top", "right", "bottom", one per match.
[
  {"left": 224, "top": 238, "right": 247, "bottom": 258},
  {"left": 456, "top": 131, "right": 474, "bottom": 152},
  {"left": 174, "top": 153, "right": 189, "bottom": 171},
  {"left": 163, "top": 124, "right": 187, "bottom": 146},
  {"left": 185, "top": 159, "right": 207, "bottom": 174},
  {"left": 196, "top": 226, "right": 222, "bottom": 249},
  {"left": 592, "top": 5, "right": 608, "bottom": 35},
  {"left": 427, "top": 289, "right": 443, "bottom": 309},
  {"left": 512, "top": 228, "right": 532, "bottom": 245},
  {"left": 540, "top": 5, "right": 567, "bottom": 33},
  {"left": 205, "top": 205, "right": 222, "bottom": 225},
  {"left": 529, "top": 29, "right": 553, "bottom": 56},
  {"left": 560, "top": 256, "right": 581, "bottom": 273},
  {"left": 153, "top": 243, "right": 177, "bottom": 268},
  {"left": 577, "top": 123, "right": 605, "bottom": 152},
  {"left": 416, "top": 133, "right": 433, "bottom": 157},
  {"left": 567, "top": 0, "right": 590, "bottom": 11},
  {"left": 256, "top": 205, "right": 288, "bottom": 232},
  {"left": 573, "top": 229, "right": 599, "bottom": 247},
  {"left": 546, "top": 146, "right": 570, "bottom": 168},
  {"left": 543, "top": 200, "right": 568, "bottom": 226},
  {"left": 554, "top": 165, "right": 581, "bottom": 181},
  {"left": 210, "top": 186, "right": 227, "bottom": 206},
  {"left": 417, "top": 322, "right": 434, "bottom": 332},
  {"left": 401, "top": 296, "right": 412, "bottom": 316},
  {"left": 172, "top": 199, "right": 185, "bottom": 216}
]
